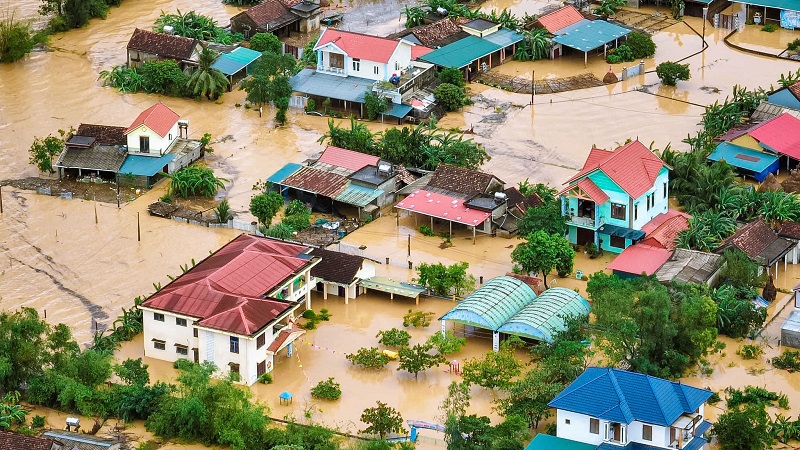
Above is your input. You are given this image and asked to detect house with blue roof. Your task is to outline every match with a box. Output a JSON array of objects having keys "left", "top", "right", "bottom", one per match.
[
  {"left": 559, "top": 141, "right": 671, "bottom": 254},
  {"left": 536, "top": 367, "right": 712, "bottom": 450}
]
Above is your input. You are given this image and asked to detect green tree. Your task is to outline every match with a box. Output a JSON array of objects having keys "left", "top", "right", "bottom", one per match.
[
  {"left": 718, "top": 250, "right": 765, "bottom": 291},
  {"left": 0, "top": 13, "right": 35, "bottom": 63},
  {"left": 376, "top": 328, "right": 411, "bottom": 348},
  {"left": 275, "top": 96, "right": 290, "bottom": 125},
  {"left": 656, "top": 61, "right": 691, "bottom": 86},
  {"left": 416, "top": 262, "right": 476, "bottom": 297},
  {"left": 404, "top": 5, "right": 426, "bottom": 28},
  {"left": 495, "top": 368, "right": 562, "bottom": 428},
  {"left": 281, "top": 199, "right": 311, "bottom": 231},
  {"left": 439, "top": 381, "right": 470, "bottom": 420},
  {"left": 511, "top": 231, "right": 575, "bottom": 288},
  {"left": 250, "top": 191, "right": 284, "bottom": 225},
  {"left": 310, "top": 377, "right": 341, "bottom": 400},
  {"left": 626, "top": 31, "right": 656, "bottom": 58},
  {"left": 346, "top": 347, "right": 391, "bottom": 368},
  {"left": 187, "top": 46, "right": 229, "bottom": 100},
  {"left": 518, "top": 203, "right": 567, "bottom": 237},
  {"left": 138, "top": 60, "right": 188, "bottom": 96},
  {"left": 593, "top": 0, "right": 626, "bottom": 17},
  {"left": 434, "top": 83, "right": 468, "bottom": 111},
  {"left": 427, "top": 330, "right": 466, "bottom": 355},
  {"left": 397, "top": 343, "right": 445, "bottom": 379},
  {"left": 713, "top": 404, "right": 773, "bottom": 450},
  {"left": 249, "top": 32, "right": 282, "bottom": 54},
  {"left": 29, "top": 129, "right": 70, "bottom": 173},
  {"left": 364, "top": 92, "right": 389, "bottom": 120},
  {"left": 461, "top": 345, "right": 522, "bottom": 390},
  {"left": 164, "top": 165, "right": 227, "bottom": 197},
  {"left": 114, "top": 358, "right": 150, "bottom": 387},
  {"left": 361, "top": 401, "right": 404, "bottom": 439},
  {"left": 438, "top": 67, "right": 465, "bottom": 88},
  {"left": 240, "top": 52, "right": 295, "bottom": 108}
]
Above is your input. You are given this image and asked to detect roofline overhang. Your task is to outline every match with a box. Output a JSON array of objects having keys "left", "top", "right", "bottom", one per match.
[
  {"left": 195, "top": 299, "right": 302, "bottom": 338},
  {"left": 268, "top": 256, "right": 322, "bottom": 297}
]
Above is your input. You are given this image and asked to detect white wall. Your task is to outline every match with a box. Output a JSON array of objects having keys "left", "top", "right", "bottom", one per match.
[
  {"left": 141, "top": 307, "right": 198, "bottom": 362},
  {"left": 126, "top": 123, "right": 179, "bottom": 155},
  {"left": 557, "top": 410, "right": 605, "bottom": 446},
  {"left": 356, "top": 260, "right": 377, "bottom": 280}
]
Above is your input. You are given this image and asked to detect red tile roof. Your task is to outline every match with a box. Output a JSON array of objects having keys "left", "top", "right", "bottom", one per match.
[
  {"left": 317, "top": 146, "right": 380, "bottom": 172},
  {"left": 281, "top": 166, "right": 349, "bottom": 198},
  {"left": 125, "top": 103, "right": 180, "bottom": 138},
  {"left": 640, "top": 210, "right": 691, "bottom": 250},
  {"left": 395, "top": 189, "right": 491, "bottom": 226},
  {"left": 576, "top": 178, "right": 610, "bottom": 204},
  {"left": 236, "top": 0, "right": 296, "bottom": 29},
  {"left": 142, "top": 234, "right": 316, "bottom": 336},
  {"left": 607, "top": 244, "right": 672, "bottom": 275},
  {"left": 127, "top": 28, "right": 198, "bottom": 61},
  {"left": 315, "top": 28, "right": 403, "bottom": 64},
  {"left": 565, "top": 140, "right": 667, "bottom": 199},
  {"left": 536, "top": 5, "right": 585, "bottom": 34},
  {"left": 411, "top": 45, "right": 434, "bottom": 60},
  {"left": 748, "top": 113, "right": 800, "bottom": 160}
]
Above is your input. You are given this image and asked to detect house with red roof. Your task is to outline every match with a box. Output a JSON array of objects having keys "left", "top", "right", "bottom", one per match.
[
  {"left": 140, "top": 234, "right": 322, "bottom": 384},
  {"left": 720, "top": 113, "right": 800, "bottom": 172},
  {"left": 125, "top": 102, "right": 181, "bottom": 155},
  {"left": 559, "top": 140, "right": 670, "bottom": 253},
  {"left": 291, "top": 28, "right": 436, "bottom": 121}
]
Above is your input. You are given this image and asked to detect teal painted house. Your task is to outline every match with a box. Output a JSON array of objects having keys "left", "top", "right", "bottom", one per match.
[{"left": 559, "top": 141, "right": 670, "bottom": 254}]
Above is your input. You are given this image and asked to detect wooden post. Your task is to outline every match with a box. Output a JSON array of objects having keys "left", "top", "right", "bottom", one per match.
[
  {"left": 531, "top": 70, "right": 535, "bottom": 105},
  {"left": 94, "top": 197, "right": 98, "bottom": 224},
  {"left": 407, "top": 234, "right": 411, "bottom": 257},
  {"left": 137, "top": 212, "right": 141, "bottom": 242},
  {"left": 472, "top": 226, "right": 476, "bottom": 245},
  {"left": 0, "top": 185, "right": 3, "bottom": 214},
  {"left": 117, "top": 176, "right": 120, "bottom": 209}
]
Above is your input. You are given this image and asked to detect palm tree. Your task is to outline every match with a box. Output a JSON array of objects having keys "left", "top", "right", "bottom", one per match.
[
  {"left": 523, "top": 28, "right": 550, "bottom": 61},
  {"left": 187, "top": 46, "right": 230, "bottom": 100},
  {"left": 760, "top": 190, "right": 800, "bottom": 225}
]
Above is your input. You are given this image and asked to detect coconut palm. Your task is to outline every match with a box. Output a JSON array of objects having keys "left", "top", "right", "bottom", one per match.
[{"left": 187, "top": 46, "right": 229, "bottom": 100}]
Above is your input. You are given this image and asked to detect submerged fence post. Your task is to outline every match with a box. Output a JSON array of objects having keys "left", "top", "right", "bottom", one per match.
[{"left": 137, "top": 212, "right": 141, "bottom": 242}]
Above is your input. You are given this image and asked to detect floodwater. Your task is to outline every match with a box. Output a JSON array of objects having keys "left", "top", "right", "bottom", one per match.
[{"left": 2, "top": 0, "right": 800, "bottom": 445}]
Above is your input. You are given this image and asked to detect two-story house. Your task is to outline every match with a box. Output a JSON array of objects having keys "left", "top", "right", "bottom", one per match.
[
  {"left": 290, "top": 28, "right": 435, "bottom": 120},
  {"left": 530, "top": 367, "right": 712, "bottom": 450},
  {"left": 140, "top": 234, "right": 321, "bottom": 385},
  {"left": 559, "top": 140, "right": 670, "bottom": 253}
]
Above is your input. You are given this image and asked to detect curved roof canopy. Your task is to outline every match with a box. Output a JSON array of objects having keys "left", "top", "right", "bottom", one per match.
[
  {"left": 497, "top": 287, "right": 590, "bottom": 342},
  {"left": 439, "top": 276, "right": 536, "bottom": 330}
]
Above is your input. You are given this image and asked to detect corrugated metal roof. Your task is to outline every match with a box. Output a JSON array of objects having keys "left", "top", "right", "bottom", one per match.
[
  {"left": 439, "top": 276, "right": 537, "bottom": 330},
  {"left": 737, "top": 0, "right": 800, "bottom": 12},
  {"left": 280, "top": 166, "right": 349, "bottom": 198},
  {"left": 335, "top": 184, "right": 383, "bottom": 207},
  {"left": 419, "top": 35, "right": 501, "bottom": 69},
  {"left": 481, "top": 28, "right": 525, "bottom": 47},
  {"left": 268, "top": 163, "right": 302, "bottom": 184},
  {"left": 748, "top": 113, "right": 800, "bottom": 160},
  {"left": 361, "top": 276, "right": 427, "bottom": 298},
  {"left": 552, "top": 19, "right": 631, "bottom": 52},
  {"left": 212, "top": 46, "right": 261, "bottom": 76},
  {"left": 525, "top": 434, "right": 596, "bottom": 450},
  {"left": 384, "top": 102, "right": 413, "bottom": 118},
  {"left": 318, "top": 146, "right": 380, "bottom": 172},
  {"left": 119, "top": 154, "right": 175, "bottom": 177},
  {"left": 607, "top": 244, "right": 672, "bottom": 275},
  {"left": 549, "top": 367, "right": 713, "bottom": 426},
  {"left": 708, "top": 142, "right": 780, "bottom": 173},
  {"left": 497, "top": 287, "right": 590, "bottom": 342},
  {"left": 654, "top": 248, "right": 723, "bottom": 284},
  {"left": 536, "top": 5, "right": 585, "bottom": 34},
  {"left": 290, "top": 68, "right": 371, "bottom": 103},
  {"left": 395, "top": 189, "right": 491, "bottom": 226}
]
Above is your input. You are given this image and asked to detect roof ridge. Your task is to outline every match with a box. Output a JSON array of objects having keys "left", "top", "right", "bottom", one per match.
[
  {"left": 607, "top": 370, "right": 633, "bottom": 423},
  {"left": 644, "top": 373, "right": 671, "bottom": 426}
]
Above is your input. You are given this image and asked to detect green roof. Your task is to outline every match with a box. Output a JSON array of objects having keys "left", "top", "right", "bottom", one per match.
[
  {"left": 497, "top": 287, "right": 590, "bottom": 342},
  {"left": 525, "top": 434, "right": 596, "bottom": 450},
  {"left": 361, "top": 276, "right": 427, "bottom": 298},
  {"left": 119, "top": 154, "right": 175, "bottom": 177},
  {"left": 739, "top": 0, "right": 800, "bottom": 12},
  {"left": 439, "top": 276, "right": 537, "bottom": 330},
  {"left": 482, "top": 28, "right": 525, "bottom": 48},
  {"left": 419, "top": 36, "right": 502, "bottom": 69},
  {"left": 212, "top": 47, "right": 261, "bottom": 76}
]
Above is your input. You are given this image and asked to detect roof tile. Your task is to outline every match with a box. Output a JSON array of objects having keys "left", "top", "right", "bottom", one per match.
[
  {"left": 125, "top": 103, "right": 180, "bottom": 138},
  {"left": 315, "top": 28, "right": 403, "bottom": 64},
  {"left": 536, "top": 5, "right": 585, "bottom": 34},
  {"left": 0, "top": 430, "right": 55, "bottom": 450},
  {"left": 309, "top": 247, "right": 365, "bottom": 285},
  {"left": 640, "top": 210, "right": 691, "bottom": 250},
  {"left": 127, "top": 28, "right": 197, "bottom": 61},
  {"left": 426, "top": 163, "right": 502, "bottom": 198},
  {"left": 234, "top": 0, "right": 298, "bottom": 30}
]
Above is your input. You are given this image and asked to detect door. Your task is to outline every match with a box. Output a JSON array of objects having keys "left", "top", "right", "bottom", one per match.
[
  {"left": 193, "top": 348, "right": 199, "bottom": 363},
  {"left": 612, "top": 424, "right": 621, "bottom": 442},
  {"left": 139, "top": 136, "right": 150, "bottom": 153},
  {"left": 338, "top": 286, "right": 346, "bottom": 297},
  {"left": 554, "top": 46, "right": 560, "bottom": 58},
  {"left": 577, "top": 228, "right": 595, "bottom": 246}
]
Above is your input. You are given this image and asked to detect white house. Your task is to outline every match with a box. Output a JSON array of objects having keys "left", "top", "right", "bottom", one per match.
[
  {"left": 309, "top": 247, "right": 376, "bottom": 304},
  {"left": 532, "top": 367, "right": 713, "bottom": 450},
  {"left": 140, "top": 234, "right": 322, "bottom": 385},
  {"left": 125, "top": 102, "right": 181, "bottom": 155}
]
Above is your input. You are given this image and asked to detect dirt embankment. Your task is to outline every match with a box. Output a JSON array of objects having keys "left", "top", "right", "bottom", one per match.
[{"left": 1, "top": 177, "right": 145, "bottom": 204}]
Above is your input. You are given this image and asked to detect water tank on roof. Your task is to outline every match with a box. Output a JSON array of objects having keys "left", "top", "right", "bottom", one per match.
[{"left": 494, "top": 192, "right": 507, "bottom": 203}]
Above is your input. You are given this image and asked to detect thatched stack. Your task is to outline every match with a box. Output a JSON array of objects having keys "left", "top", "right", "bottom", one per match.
[
  {"left": 758, "top": 173, "right": 783, "bottom": 192},
  {"left": 603, "top": 67, "right": 618, "bottom": 84},
  {"left": 782, "top": 169, "right": 800, "bottom": 193}
]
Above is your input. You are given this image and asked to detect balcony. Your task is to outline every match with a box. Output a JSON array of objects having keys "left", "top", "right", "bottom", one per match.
[{"left": 316, "top": 65, "right": 345, "bottom": 76}]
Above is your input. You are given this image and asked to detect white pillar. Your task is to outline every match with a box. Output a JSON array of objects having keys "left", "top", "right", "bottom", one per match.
[
  {"left": 305, "top": 271, "right": 312, "bottom": 309},
  {"left": 323, "top": 283, "right": 328, "bottom": 300},
  {"left": 441, "top": 320, "right": 446, "bottom": 337},
  {"left": 344, "top": 285, "right": 350, "bottom": 305},
  {"left": 492, "top": 331, "right": 499, "bottom": 352}
]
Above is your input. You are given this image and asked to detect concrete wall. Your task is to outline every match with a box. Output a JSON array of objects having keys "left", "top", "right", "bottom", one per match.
[
  {"left": 141, "top": 307, "right": 198, "bottom": 362},
  {"left": 126, "top": 123, "right": 179, "bottom": 155}
]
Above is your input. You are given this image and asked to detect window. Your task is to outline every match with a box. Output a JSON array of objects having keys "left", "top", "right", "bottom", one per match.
[
  {"left": 193, "top": 328, "right": 198, "bottom": 338},
  {"left": 176, "top": 318, "right": 187, "bottom": 327},
  {"left": 373, "top": 66, "right": 379, "bottom": 75},
  {"left": 564, "top": 419, "right": 571, "bottom": 425},
  {"left": 168, "top": 133, "right": 172, "bottom": 141},
  {"left": 257, "top": 360, "right": 267, "bottom": 377},
  {"left": 139, "top": 136, "right": 150, "bottom": 153},
  {"left": 395, "top": 62, "right": 400, "bottom": 70},
  {"left": 647, "top": 193, "right": 655, "bottom": 211},
  {"left": 230, "top": 336, "right": 240, "bottom": 354},
  {"left": 633, "top": 204, "right": 638, "bottom": 221},
  {"left": 611, "top": 203, "right": 626, "bottom": 220},
  {"left": 663, "top": 182, "right": 668, "bottom": 198},
  {"left": 610, "top": 235, "right": 626, "bottom": 248},
  {"left": 642, "top": 424, "right": 652, "bottom": 441},
  {"left": 154, "top": 313, "right": 164, "bottom": 322},
  {"left": 230, "top": 363, "right": 240, "bottom": 377},
  {"left": 257, "top": 333, "right": 266, "bottom": 349},
  {"left": 153, "top": 340, "right": 166, "bottom": 350},
  {"left": 329, "top": 53, "right": 344, "bottom": 69},
  {"left": 175, "top": 345, "right": 188, "bottom": 356},
  {"left": 352, "top": 58, "right": 360, "bottom": 71},
  {"left": 590, "top": 418, "right": 600, "bottom": 434}
]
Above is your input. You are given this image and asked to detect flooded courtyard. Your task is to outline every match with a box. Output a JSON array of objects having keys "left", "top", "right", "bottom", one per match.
[{"left": 2, "top": 0, "right": 800, "bottom": 446}]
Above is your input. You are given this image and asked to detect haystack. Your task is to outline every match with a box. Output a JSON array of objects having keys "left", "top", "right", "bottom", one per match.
[
  {"left": 782, "top": 169, "right": 800, "bottom": 193},
  {"left": 758, "top": 173, "right": 783, "bottom": 192},
  {"left": 603, "top": 67, "right": 618, "bottom": 84}
]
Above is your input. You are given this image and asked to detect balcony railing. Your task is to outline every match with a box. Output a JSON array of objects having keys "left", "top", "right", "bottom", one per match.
[
  {"left": 317, "top": 65, "right": 345, "bottom": 75},
  {"left": 568, "top": 214, "right": 605, "bottom": 229}
]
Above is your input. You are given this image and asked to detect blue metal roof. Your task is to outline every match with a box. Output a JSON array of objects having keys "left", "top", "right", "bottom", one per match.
[
  {"left": 736, "top": 0, "right": 800, "bottom": 12},
  {"left": 549, "top": 367, "right": 713, "bottom": 427},
  {"left": 290, "top": 68, "right": 371, "bottom": 103},
  {"left": 497, "top": 287, "right": 590, "bottom": 342},
  {"left": 482, "top": 28, "right": 525, "bottom": 48},
  {"left": 384, "top": 103, "right": 413, "bottom": 119},
  {"left": 708, "top": 142, "right": 780, "bottom": 173},
  {"left": 552, "top": 19, "right": 631, "bottom": 52},
  {"left": 268, "top": 163, "right": 303, "bottom": 184},
  {"left": 598, "top": 224, "right": 645, "bottom": 240},
  {"left": 335, "top": 184, "right": 383, "bottom": 207},
  {"left": 119, "top": 154, "right": 175, "bottom": 177},
  {"left": 212, "top": 47, "right": 262, "bottom": 76},
  {"left": 439, "top": 276, "right": 537, "bottom": 330}
]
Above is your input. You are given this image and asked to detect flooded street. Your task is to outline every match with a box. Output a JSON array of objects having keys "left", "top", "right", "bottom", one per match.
[{"left": 2, "top": 0, "right": 800, "bottom": 445}]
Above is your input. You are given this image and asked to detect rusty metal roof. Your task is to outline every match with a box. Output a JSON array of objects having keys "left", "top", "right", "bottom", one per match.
[{"left": 281, "top": 166, "right": 349, "bottom": 198}]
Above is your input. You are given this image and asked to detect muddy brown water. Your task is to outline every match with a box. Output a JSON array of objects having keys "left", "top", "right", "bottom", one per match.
[{"left": 2, "top": 0, "right": 800, "bottom": 447}]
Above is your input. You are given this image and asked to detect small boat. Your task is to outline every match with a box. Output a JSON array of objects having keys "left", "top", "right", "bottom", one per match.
[{"left": 321, "top": 12, "right": 344, "bottom": 25}]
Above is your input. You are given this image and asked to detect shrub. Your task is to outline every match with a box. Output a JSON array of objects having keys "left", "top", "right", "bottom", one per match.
[
  {"left": 138, "top": 60, "right": 189, "bottom": 96},
  {"left": 434, "top": 83, "right": 468, "bottom": 111},
  {"left": 317, "top": 309, "right": 331, "bottom": 321},
  {"left": 0, "top": 13, "right": 36, "bottom": 63},
  {"left": 305, "top": 98, "right": 316, "bottom": 112},
  {"left": 31, "top": 415, "right": 45, "bottom": 428},
  {"left": 310, "top": 377, "right": 342, "bottom": 400},
  {"left": 376, "top": 328, "right": 412, "bottom": 348},
  {"left": 626, "top": 31, "right": 656, "bottom": 58},
  {"left": 259, "top": 372, "right": 273, "bottom": 384},
  {"left": 762, "top": 23, "right": 777, "bottom": 32},
  {"left": 322, "top": 97, "right": 333, "bottom": 115},
  {"left": 656, "top": 61, "right": 691, "bottom": 86},
  {"left": 265, "top": 223, "right": 294, "bottom": 239},
  {"left": 302, "top": 309, "right": 317, "bottom": 319},
  {"left": 403, "top": 310, "right": 435, "bottom": 328},
  {"left": 418, "top": 225, "right": 436, "bottom": 236},
  {"left": 250, "top": 191, "right": 284, "bottom": 225},
  {"left": 772, "top": 350, "right": 800, "bottom": 371},
  {"left": 166, "top": 165, "right": 227, "bottom": 198},
  {"left": 612, "top": 45, "right": 635, "bottom": 62},
  {"left": 736, "top": 344, "right": 764, "bottom": 360},
  {"left": 346, "top": 347, "right": 390, "bottom": 368},
  {"left": 725, "top": 385, "right": 788, "bottom": 408},
  {"left": 438, "top": 67, "right": 465, "bottom": 88},
  {"left": 607, "top": 53, "right": 622, "bottom": 64},
  {"left": 214, "top": 199, "right": 233, "bottom": 223},
  {"left": 249, "top": 32, "right": 282, "bottom": 54},
  {"left": 364, "top": 92, "right": 389, "bottom": 120},
  {"left": 707, "top": 391, "right": 721, "bottom": 404},
  {"left": 788, "top": 39, "right": 800, "bottom": 51}
]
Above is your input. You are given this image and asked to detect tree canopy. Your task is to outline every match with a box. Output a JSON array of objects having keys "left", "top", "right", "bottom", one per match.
[{"left": 511, "top": 231, "right": 574, "bottom": 288}]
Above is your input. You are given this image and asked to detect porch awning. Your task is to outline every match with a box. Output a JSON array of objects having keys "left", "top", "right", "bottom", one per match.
[
  {"left": 383, "top": 103, "right": 413, "bottom": 119},
  {"left": 361, "top": 276, "right": 427, "bottom": 298},
  {"left": 267, "top": 327, "right": 306, "bottom": 354},
  {"left": 597, "top": 223, "right": 646, "bottom": 240}
]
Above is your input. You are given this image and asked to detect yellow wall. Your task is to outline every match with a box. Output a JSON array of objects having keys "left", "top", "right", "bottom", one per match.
[{"left": 730, "top": 134, "right": 762, "bottom": 151}]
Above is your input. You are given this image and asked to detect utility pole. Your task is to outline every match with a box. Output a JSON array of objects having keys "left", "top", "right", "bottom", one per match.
[
  {"left": 137, "top": 212, "right": 141, "bottom": 242},
  {"left": 531, "top": 70, "right": 535, "bottom": 105}
]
